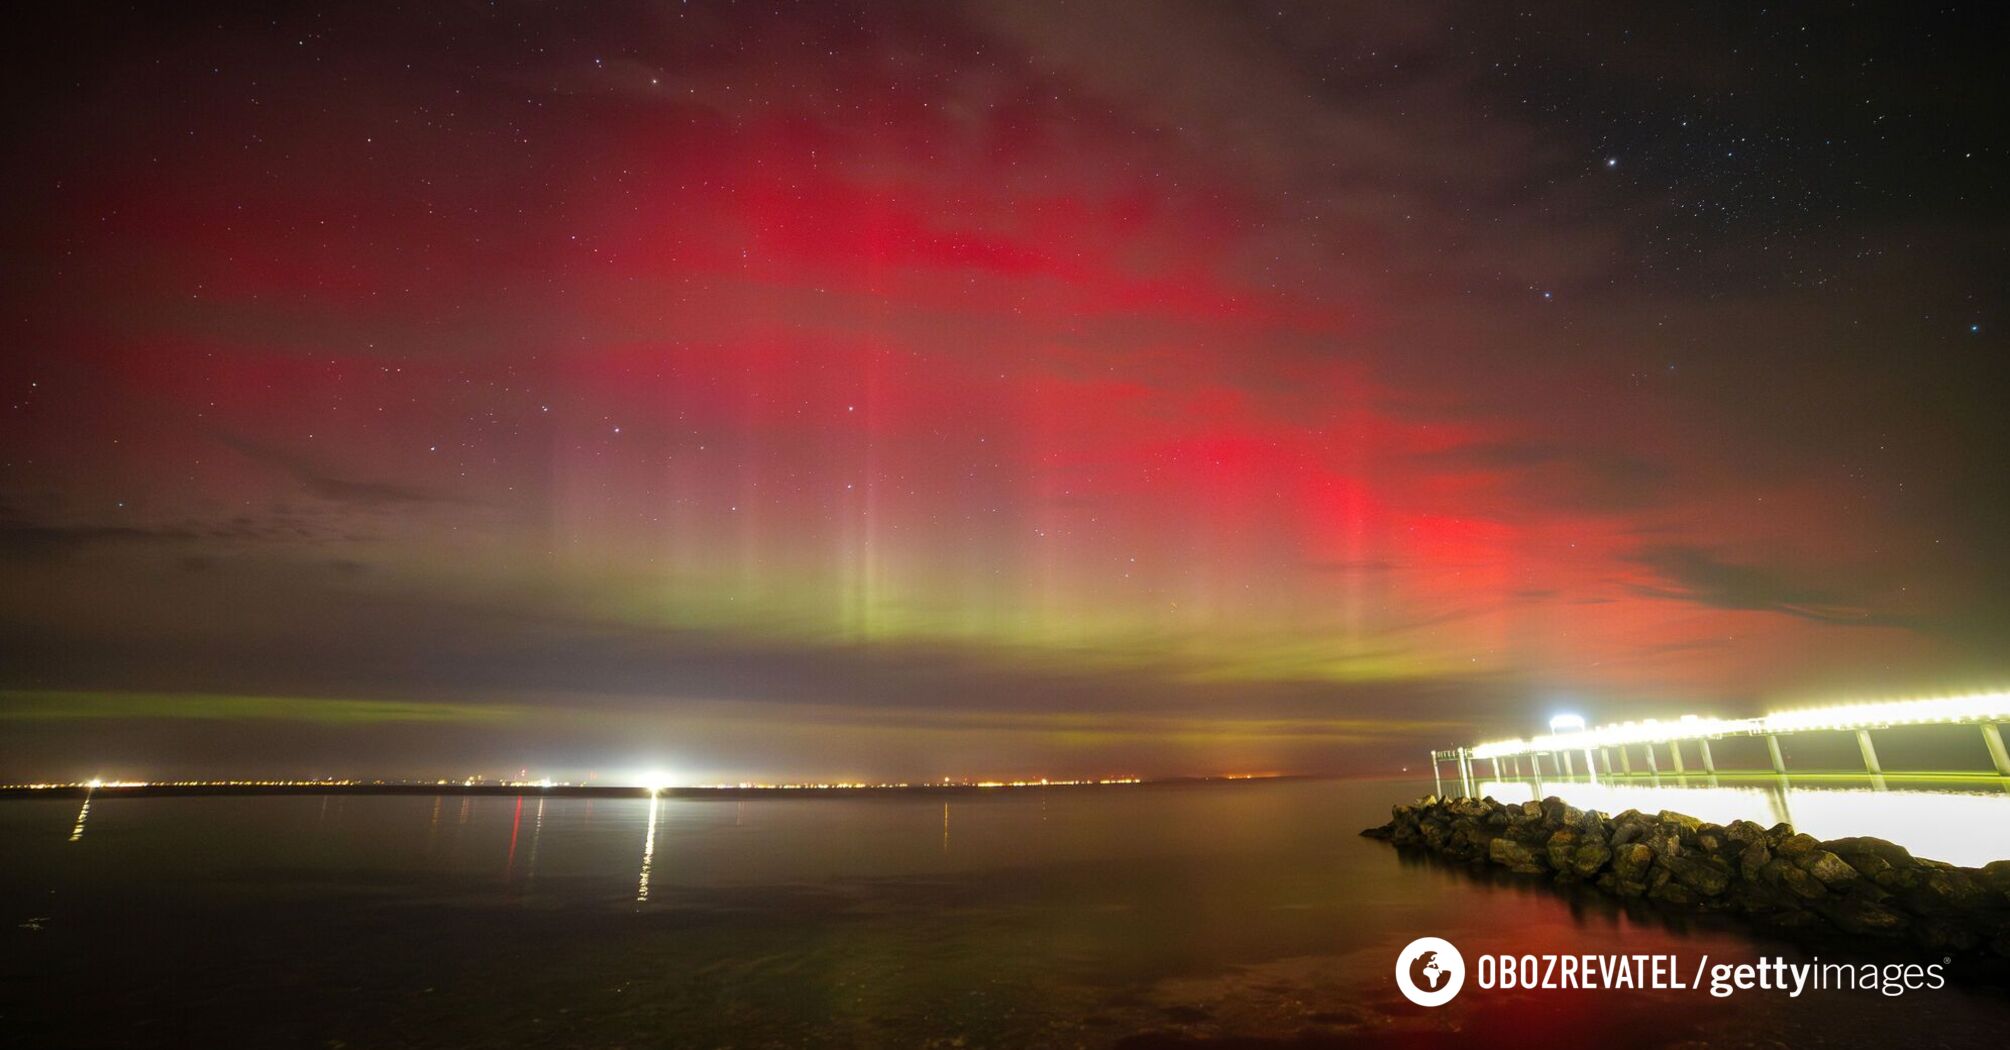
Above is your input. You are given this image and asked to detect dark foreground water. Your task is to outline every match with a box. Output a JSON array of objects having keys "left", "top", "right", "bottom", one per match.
[{"left": 4, "top": 777, "right": 2009, "bottom": 1048}]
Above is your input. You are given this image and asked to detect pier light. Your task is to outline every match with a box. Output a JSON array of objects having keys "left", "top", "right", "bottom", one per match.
[
  {"left": 1460, "top": 688, "right": 2010, "bottom": 774},
  {"left": 638, "top": 771, "right": 671, "bottom": 794},
  {"left": 1758, "top": 691, "right": 2010, "bottom": 734}
]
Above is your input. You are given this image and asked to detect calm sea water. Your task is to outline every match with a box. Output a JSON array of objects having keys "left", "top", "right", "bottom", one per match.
[{"left": 4, "top": 777, "right": 2008, "bottom": 1048}]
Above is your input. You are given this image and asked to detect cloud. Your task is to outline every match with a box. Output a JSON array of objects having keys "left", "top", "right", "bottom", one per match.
[
  {"left": 1626, "top": 545, "right": 1915, "bottom": 628},
  {"left": 215, "top": 434, "right": 453, "bottom": 508},
  {"left": 0, "top": 689, "right": 526, "bottom": 725},
  {"left": 1407, "top": 441, "right": 1671, "bottom": 512}
]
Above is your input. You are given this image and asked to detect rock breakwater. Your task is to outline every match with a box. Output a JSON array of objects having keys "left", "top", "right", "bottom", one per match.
[{"left": 1363, "top": 794, "right": 2010, "bottom": 956}]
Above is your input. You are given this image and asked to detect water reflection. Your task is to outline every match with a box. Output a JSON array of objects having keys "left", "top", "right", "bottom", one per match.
[
  {"left": 67, "top": 793, "right": 91, "bottom": 843},
  {"left": 10, "top": 779, "right": 2010, "bottom": 1047},
  {"left": 1479, "top": 776, "right": 2010, "bottom": 866},
  {"left": 635, "top": 794, "right": 659, "bottom": 902},
  {"left": 525, "top": 796, "right": 545, "bottom": 886}
]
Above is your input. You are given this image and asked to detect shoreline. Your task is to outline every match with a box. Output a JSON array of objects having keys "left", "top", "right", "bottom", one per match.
[
  {"left": 1364, "top": 793, "right": 2010, "bottom": 957},
  {"left": 0, "top": 775, "right": 1303, "bottom": 802}
]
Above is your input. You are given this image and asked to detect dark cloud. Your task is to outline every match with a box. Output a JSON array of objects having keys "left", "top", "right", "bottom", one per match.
[
  {"left": 215, "top": 435, "right": 455, "bottom": 509},
  {"left": 1626, "top": 545, "right": 1917, "bottom": 628}
]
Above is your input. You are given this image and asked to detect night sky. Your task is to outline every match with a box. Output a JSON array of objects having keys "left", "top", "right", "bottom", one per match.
[{"left": 3, "top": 2, "right": 2007, "bottom": 783}]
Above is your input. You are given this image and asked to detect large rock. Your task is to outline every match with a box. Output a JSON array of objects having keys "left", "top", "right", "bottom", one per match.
[
  {"left": 1762, "top": 857, "right": 1828, "bottom": 900},
  {"left": 1540, "top": 796, "right": 1580, "bottom": 829},
  {"left": 1774, "top": 832, "right": 1820, "bottom": 859},
  {"left": 1738, "top": 842, "right": 1772, "bottom": 881},
  {"left": 1903, "top": 869, "right": 1992, "bottom": 914},
  {"left": 1611, "top": 842, "right": 1655, "bottom": 882},
  {"left": 1797, "top": 850, "right": 1861, "bottom": 890},
  {"left": 1818, "top": 895, "right": 1909, "bottom": 937},
  {"left": 1363, "top": 794, "right": 2010, "bottom": 958},
  {"left": 1723, "top": 819, "right": 1769, "bottom": 847},
  {"left": 1489, "top": 836, "right": 1546, "bottom": 875},
  {"left": 1545, "top": 828, "right": 1580, "bottom": 871},
  {"left": 1571, "top": 841, "right": 1613, "bottom": 878},
  {"left": 1642, "top": 825, "right": 1684, "bottom": 862},
  {"left": 1981, "top": 860, "right": 2010, "bottom": 903},
  {"left": 1667, "top": 855, "right": 1733, "bottom": 896},
  {"left": 1657, "top": 810, "right": 1702, "bottom": 833}
]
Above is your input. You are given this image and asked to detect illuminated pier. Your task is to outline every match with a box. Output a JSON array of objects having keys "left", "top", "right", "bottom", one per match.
[{"left": 1430, "top": 691, "right": 2010, "bottom": 798}]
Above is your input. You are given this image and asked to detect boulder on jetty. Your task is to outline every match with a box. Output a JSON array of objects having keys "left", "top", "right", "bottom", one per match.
[{"left": 1362, "top": 795, "right": 2010, "bottom": 956}]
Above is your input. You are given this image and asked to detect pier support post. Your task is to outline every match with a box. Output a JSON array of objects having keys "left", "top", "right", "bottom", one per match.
[
  {"left": 1856, "top": 730, "right": 1882, "bottom": 775},
  {"left": 1600, "top": 747, "right": 1612, "bottom": 774},
  {"left": 1432, "top": 753, "right": 1442, "bottom": 797},
  {"left": 1670, "top": 741, "right": 1685, "bottom": 774},
  {"left": 1619, "top": 747, "right": 1632, "bottom": 774},
  {"left": 1644, "top": 744, "right": 1658, "bottom": 774},
  {"left": 1698, "top": 738, "right": 1716, "bottom": 774},
  {"left": 1982, "top": 724, "right": 2010, "bottom": 777},
  {"left": 1766, "top": 734, "right": 1787, "bottom": 775},
  {"left": 1562, "top": 750, "right": 1574, "bottom": 777}
]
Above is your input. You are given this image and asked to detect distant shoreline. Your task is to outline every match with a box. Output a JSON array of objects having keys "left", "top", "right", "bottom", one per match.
[{"left": 0, "top": 775, "right": 1306, "bottom": 802}]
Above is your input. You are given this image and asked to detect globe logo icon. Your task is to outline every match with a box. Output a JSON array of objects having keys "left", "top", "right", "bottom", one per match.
[
  {"left": 1394, "top": 937, "right": 1465, "bottom": 1006},
  {"left": 1411, "top": 950, "right": 1447, "bottom": 990}
]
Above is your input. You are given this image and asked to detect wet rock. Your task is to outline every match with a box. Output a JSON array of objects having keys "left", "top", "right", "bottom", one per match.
[
  {"left": 1797, "top": 850, "right": 1861, "bottom": 889},
  {"left": 1489, "top": 836, "right": 1545, "bottom": 875},
  {"left": 1649, "top": 879, "right": 1697, "bottom": 905},
  {"left": 1571, "top": 841, "right": 1613, "bottom": 878},
  {"left": 1981, "top": 860, "right": 2010, "bottom": 902},
  {"left": 1642, "top": 825, "right": 1684, "bottom": 862},
  {"left": 1826, "top": 836, "right": 1914, "bottom": 869},
  {"left": 1818, "top": 896, "right": 1909, "bottom": 937},
  {"left": 1540, "top": 797, "right": 1580, "bottom": 829},
  {"left": 1611, "top": 842, "right": 1655, "bottom": 882},
  {"left": 1904, "top": 869, "right": 1991, "bottom": 914},
  {"left": 1657, "top": 810, "right": 1702, "bottom": 833},
  {"left": 1365, "top": 795, "right": 2010, "bottom": 957},
  {"left": 1724, "top": 820, "right": 1769, "bottom": 847},
  {"left": 1545, "top": 829, "right": 1580, "bottom": 871},
  {"left": 1738, "top": 842, "right": 1772, "bottom": 882},
  {"left": 1666, "top": 855, "right": 1733, "bottom": 896},
  {"left": 1774, "top": 832, "right": 1820, "bottom": 859},
  {"left": 1917, "top": 917, "right": 1981, "bottom": 952}
]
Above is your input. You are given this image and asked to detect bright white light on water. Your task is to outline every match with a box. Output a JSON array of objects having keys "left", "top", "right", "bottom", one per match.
[{"left": 1482, "top": 779, "right": 2010, "bottom": 868}]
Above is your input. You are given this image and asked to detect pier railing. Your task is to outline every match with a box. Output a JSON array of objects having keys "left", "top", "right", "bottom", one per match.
[{"left": 1429, "top": 692, "right": 2010, "bottom": 798}]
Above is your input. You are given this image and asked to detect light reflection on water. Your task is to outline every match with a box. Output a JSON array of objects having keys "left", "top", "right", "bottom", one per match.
[
  {"left": 635, "top": 792, "right": 659, "bottom": 901},
  {"left": 8, "top": 779, "right": 2010, "bottom": 1048},
  {"left": 1478, "top": 777, "right": 2010, "bottom": 866},
  {"left": 66, "top": 792, "right": 90, "bottom": 842}
]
